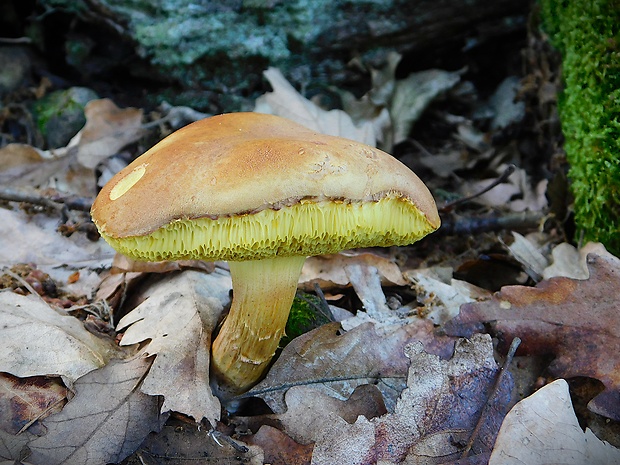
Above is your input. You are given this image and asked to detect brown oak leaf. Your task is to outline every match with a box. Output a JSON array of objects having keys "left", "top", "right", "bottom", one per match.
[
  {"left": 244, "top": 425, "right": 313, "bottom": 465},
  {"left": 445, "top": 252, "right": 620, "bottom": 420}
]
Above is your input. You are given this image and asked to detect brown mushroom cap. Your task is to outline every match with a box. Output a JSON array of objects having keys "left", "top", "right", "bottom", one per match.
[{"left": 91, "top": 112, "right": 440, "bottom": 261}]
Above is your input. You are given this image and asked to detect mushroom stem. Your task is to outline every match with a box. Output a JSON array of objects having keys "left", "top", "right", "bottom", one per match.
[{"left": 211, "top": 255, "right": 306, "bottom": 392}]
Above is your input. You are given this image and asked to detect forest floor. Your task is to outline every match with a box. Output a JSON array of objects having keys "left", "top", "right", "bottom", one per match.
[{"left": 1, "top": 3, "right": 619, "bottom": 465}]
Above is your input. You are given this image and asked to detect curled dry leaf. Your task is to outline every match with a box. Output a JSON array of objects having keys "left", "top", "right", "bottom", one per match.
[
  {"left": 255, "top": 68, "right": 376, "bottom": 145},
  {"left": 117, "top": 269, "right": 231, "bottom": 424},
  {"left": 243, "top": 320, "right": 456, "bottom": 413},
  {"left": 542, "top": 241, "right": 607, "bottom": 280},
  {"left": 339, "top": 53, "right": 462, "bottom": 152},
  {"left": 446, "top": 251, "right": 620, "bottom": 421},
  {"left": 489, "top": 379, "right": 620, "bottom": 464},
  {"left": 28, "top": 356, "right": 166, "bottom": 465},
  {"left": 311, "top": 334, "right": 513, "bottom": 464},
  {"left": 390, "top": 68, "right": 461, "bottom": 145},
  {"left": 0, "top": 292, "right": 115, "bottom": 384},
  {"left": 503, "top": 232, "right": 549, "bottom": 282}
]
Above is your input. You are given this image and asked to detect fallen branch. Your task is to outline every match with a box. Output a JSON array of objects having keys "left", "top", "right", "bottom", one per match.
[
  {"left": 438, "top": 210, "right": 546, "bottom": 236},
  {"left": 0, "top": 186, "right": 93, "bottom": 212}
]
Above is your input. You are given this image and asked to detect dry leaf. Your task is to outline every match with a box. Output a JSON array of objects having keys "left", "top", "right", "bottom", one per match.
[
  {"left": 117, "top": 269, "right": 231, "bottom": 424},
  {"left": 311, "top": 334, "right": 513, "bottom": 464},
  {"left": 390, "top": 69, "right": 461, "bottom": 145},
  {"left": 159, "top": 100, "right": 210, "bottom": 128},
  {"left": 503, "top": 232, "right": 549, "bottom": 281},
  {"left": 338, "top": 54, "right": 461, "bottom": 151},
  {"left": 460, "top": 164, "right": 548, "bottom": 212},
  {"left": 343, "top": 262, "right": 393, "bottom": 323},
  {"left": 542, "top": 242, "right": 586, "bottom": 280},
  {"left": 0, "top": 208, "right": 115, "bottom": 284},
  {"left": 244, "top": 321, "right": 455, "bottom": 413},
  {"left": 446, "top": 251, "right": 620, "bottom": 420},
  {"left": 339, "top": 52, "right": 401, "bottom": 148},
  {"left": 0, "top": 373, "right": 67, "bottom": 435},
  {"left": 28, "top": 356, "right": 165, "bottom": 465},
  {"left": 273, "top": 384, "right": 386, "bottom": 445},
  {"left": 0, "top": 98, "right": 142, "bottom": 196},
  {"left": 299, "top": 252, "right": 406, "bottom": 290},
  {"left": 405, "top": 267, "right": 491, "bottom": 324},
  {"left": 542, "top": 241, "right": 607, "bottom": 280},
  {"left": 255, "top": 68, "right": 376, "bottom": 145},
  {"left": 111, "top": 253, "right": 215, "bottom": 274},
  {"left": 487, "top": 76, "right": 526, "bottom": 130},
  {"left": 0, "top": 144, "right": 49, "bottom": 186},
  {"left": 244, "top": 425, "right": 313, "bottom": 465},
  {"left": 73, "top": 99, "right": 145, "bottom": 169},
  {"left": 0, "top": 427, "right": 35, "bottom": 463},
  {"left": 418, "top": 148, "right": 478, "bottom": 179},
  {"left": 0, "top": 144, "right": 47, "bottom": 169},
  {"left": 489, "top": 379, "right": 620, "bottom": 464},
  {"left": 0, "top": 292, "right": 115, "bottom": 385},
  {"left": 133, "top": 421, "right": 264, "bottom": 465}
]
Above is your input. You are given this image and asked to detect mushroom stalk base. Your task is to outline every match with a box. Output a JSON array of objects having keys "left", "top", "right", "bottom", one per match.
[{"left": 211, "top": 255, "right": 306, "bottom": 392}]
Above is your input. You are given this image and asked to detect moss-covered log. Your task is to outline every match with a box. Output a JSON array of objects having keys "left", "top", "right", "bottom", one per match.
[{"left": 541, "top": 0, "right": 620, "bottom": 253}]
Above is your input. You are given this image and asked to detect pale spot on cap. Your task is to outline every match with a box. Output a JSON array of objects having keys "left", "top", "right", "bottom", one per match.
[{"left": 110, "top": 164, "right": 147, "bottom": 201}]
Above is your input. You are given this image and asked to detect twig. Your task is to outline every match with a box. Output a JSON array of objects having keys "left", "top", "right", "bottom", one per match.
[
  {"left": 461, "top": 337, "right": 521, "bottom": 458},
  {"left": 409, "top": 138, "right": 436, "bottom": 158},
  {"left": 208, "top": 430, "right": 249, "bottom": 453},
  {"left": 438, "top": 210, "right": 546, "bottom": 236},
  {"left": 1, "top": 269, "right": 49, "bottom": 306},
  {"left": 0, "top": 187, "right": 60, "bottom": 210},
  {"left": 313, "top": 282, "right": 335, "bottom": 321},
  {"left": 0, "top": 186, "right": 93, "bottom": 212},
  {"left": 234, "top": 373, "right": 402, "bottom": 400},
  {"left": 440, "top": 164, "right": 517, "bottom": 213},
  {"left": 17, "top": 396, "right": 66, "bottom": 434}
]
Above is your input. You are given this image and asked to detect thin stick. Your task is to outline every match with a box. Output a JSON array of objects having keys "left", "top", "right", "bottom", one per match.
[
  {"left": 0, "top": 186, "right": 93, "bottom": 212},
  {"left": 1, "top": 269, "right": 48, "bottom": 306},
  {"left": 440, "top": 164, "right": 517, "bottom": 213},
  {"left": 208, "top": 430, "right": 249, "bottom": 453},
  {"left": 313, "top": 282, "right": 335, "bottom": 321},
  {"left": 461, "top": 337, "right": 521, "bottom": 458},
  {"left": 438, "top": 210, "right": 546, "bottom": 236}
]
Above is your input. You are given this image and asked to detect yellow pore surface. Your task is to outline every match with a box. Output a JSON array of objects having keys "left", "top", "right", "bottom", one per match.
[{"left": 100, "top": 196, "right": 436, "bottom": 262}]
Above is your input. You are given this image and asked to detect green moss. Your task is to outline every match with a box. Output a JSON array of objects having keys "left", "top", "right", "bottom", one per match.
[
  {"left": 32, "top": 87, "right": 98, "bottom": 148},
  {"left": 540, "top": 0, "right": 620, "bottom": 254},
  {"left": 281, "top": 292, "right": 333, "bottom": 347}
]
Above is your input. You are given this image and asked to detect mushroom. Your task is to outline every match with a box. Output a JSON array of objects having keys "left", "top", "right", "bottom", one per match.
[{"left": 91, "top": 112, "right": 440, "bottom": 392}]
